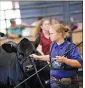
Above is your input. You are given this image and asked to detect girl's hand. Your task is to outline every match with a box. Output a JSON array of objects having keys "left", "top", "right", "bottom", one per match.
[
  {"left": 55, "top": 56, "right": 67, "bottom": 63},
  {"left": 30, "top": 54, "right": 38, "bottom": 60}
]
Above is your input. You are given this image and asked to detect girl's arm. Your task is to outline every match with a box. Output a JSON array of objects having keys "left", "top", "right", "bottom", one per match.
[
  {"left": 36, "top": 44, "right": 44, "bottom": 55},
  {"left": 56, "top": 56, "right": 82, "bottom": 68},
  {"left": 30, "top": 54, "right": 50, "bottom": 61}
]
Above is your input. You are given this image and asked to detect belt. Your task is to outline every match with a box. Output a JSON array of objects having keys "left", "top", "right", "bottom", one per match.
[{"left": 51, "top": 76, "right": 77, "bottom": 85}]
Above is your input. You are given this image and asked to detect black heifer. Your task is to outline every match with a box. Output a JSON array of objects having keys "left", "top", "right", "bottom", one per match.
[
  {"left": 0, "top": 38, "right": 50, "bottom": 88},
  {"left": 0, "top": 38, "right": 35, "bottom": 88}
]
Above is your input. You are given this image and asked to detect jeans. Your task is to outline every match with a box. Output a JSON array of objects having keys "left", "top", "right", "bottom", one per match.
[{"left": 50, "top": 79, "right": 79, "bottom": 88}]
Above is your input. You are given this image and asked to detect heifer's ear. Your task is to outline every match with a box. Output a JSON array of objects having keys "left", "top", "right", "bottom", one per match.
[{"left": 2, "top": 41, "right": 17, "bottom": 53}]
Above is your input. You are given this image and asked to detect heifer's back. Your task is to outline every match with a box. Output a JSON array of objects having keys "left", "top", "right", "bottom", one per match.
[{"left": 0, "top": 46, "right": 16, "bottom": 88}]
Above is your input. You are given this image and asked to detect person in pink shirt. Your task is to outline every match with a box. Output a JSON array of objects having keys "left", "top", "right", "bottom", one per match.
[{"left": 32, "top": 18, "right": 51, "bottom": 88}]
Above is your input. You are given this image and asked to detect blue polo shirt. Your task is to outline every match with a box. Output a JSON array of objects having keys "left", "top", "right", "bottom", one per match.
[{"left": 50, "top": 40, "right": 83, "bottom": 79}]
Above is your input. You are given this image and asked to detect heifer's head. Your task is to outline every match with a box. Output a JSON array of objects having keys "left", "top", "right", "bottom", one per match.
[{"left": 2, "top": 38, "right": 36, "bottom": 72}]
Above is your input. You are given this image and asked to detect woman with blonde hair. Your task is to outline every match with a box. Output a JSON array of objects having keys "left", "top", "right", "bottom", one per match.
[
  {"left": 30, "top": 23, "right": 82, "bottom": 88},
  {"left": 32, "top": 18, "right": 51, "bottom": 55},
  {"left": 32, "top": 18, "right": 51, "bottom": 88}
]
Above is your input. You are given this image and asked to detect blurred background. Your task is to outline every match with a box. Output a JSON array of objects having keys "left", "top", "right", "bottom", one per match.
[
  {"left": 0, "top": 0, "right": 83, "bottom": 56},
  {"left": 0, "top": 1, "right": 83, "bottom": 88}
]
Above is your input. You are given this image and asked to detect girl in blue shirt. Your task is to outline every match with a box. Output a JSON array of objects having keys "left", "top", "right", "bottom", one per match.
[{"left": 30, "top": 23, "right": 82, "bottom": 88}]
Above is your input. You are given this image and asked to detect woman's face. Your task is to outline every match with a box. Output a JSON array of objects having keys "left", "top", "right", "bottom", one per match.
[
  {"left": 49, "top": 27, "right": 61, "bottom": 42},
  {"left": 41, "top": 20, "right": 50, "bottom": 31}
]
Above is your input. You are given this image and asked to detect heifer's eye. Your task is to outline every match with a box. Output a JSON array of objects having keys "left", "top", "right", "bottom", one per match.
[{"left": 18, "top": 53, "right": 24, "bottom": 60}]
